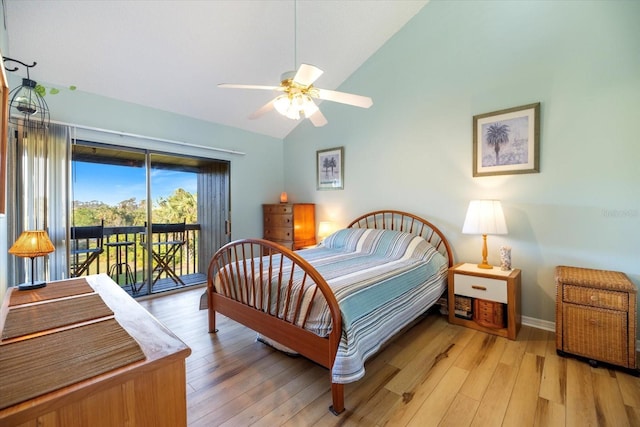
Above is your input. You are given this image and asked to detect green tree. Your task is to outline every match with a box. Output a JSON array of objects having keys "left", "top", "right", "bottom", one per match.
[
  {"left": 486, "top": 123, "right": 510, "bottom": 165},
  {"left": 112, "top": 198, "right": 146, "bottom": 226},
  {"left": 322, "top": 156, "right": 337, "bottom": 177},
  {"left": 153, "top": 188, "right": 197, "bottom": 224},
  {"left": 73, "top": 201, "right": 109, "bottom": 226}
]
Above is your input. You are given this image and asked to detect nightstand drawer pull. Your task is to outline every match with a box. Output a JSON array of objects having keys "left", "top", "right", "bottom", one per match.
[{"left": 472, "top": 285, "right": 487, "bottom": 291}]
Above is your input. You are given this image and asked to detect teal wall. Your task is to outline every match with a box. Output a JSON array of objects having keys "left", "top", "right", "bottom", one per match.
[
  {"left": 2, "top": 1, "right": 639, "bottom": 328},
  {"left": 283, "top": 0, "right": 640, "bottom": 325}
]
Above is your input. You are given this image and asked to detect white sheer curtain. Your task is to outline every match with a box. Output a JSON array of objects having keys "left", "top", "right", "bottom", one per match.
[{"left": 7, "top": 122, "right": 70, "bottom": 285}]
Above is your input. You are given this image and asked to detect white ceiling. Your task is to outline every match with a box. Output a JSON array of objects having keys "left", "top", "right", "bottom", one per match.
[{"left": 3, "top": 0, "right": 428, "bottom": 139}]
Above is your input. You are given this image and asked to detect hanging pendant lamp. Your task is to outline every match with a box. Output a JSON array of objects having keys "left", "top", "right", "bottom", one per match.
[{"left": 3, "top": 57, "right": 50, "bottom": 129}]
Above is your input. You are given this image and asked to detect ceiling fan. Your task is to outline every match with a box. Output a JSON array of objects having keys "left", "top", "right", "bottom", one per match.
[{"left": 218, "top": 63, "right": 373, "bottom": 127}]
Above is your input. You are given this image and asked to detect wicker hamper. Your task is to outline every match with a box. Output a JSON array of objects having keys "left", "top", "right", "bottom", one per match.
[{"left": 555, "top": 265, "right": 637, "bottom": 370}]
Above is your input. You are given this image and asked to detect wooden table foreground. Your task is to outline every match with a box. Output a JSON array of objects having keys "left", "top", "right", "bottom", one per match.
[{"left": 0, "top": 274, "right": 191, "bottom": 427}]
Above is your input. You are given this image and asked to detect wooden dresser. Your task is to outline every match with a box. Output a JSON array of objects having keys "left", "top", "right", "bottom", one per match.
[
  {"left": 0, "top": 274, "right": 191, "bottom": 426},
  {"left": 263, "top": 203, "right": 316, "bottom": 249},
  {"left": 555, "top": 265, "right": 637, "bottom": 371}
]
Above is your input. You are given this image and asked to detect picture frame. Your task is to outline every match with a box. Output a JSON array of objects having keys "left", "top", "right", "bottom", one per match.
[
  {"left": 472, "top": 102, "right": 540, "bottom": 177},
  {"left": 316, "top": 146, "right": 344, "bottom": 190}
]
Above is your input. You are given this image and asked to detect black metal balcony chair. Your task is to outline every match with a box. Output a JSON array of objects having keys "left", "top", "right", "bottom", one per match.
[
  {"left": 70, "top": 220, "right": 105, "bottom": 277},
  {"left": 141, "top": 221, "right": 186, "bottom": 288}
]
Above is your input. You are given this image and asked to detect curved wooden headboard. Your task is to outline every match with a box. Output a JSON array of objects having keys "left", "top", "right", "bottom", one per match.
[{"left": 347, "top": 210, "right": 453, "bottom": 267}]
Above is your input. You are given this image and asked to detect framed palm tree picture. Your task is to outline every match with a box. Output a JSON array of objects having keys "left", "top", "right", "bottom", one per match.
[
  {"left": 317, "top": 147, "right": 344, "bottom": 190},
  {"left": 472, "top": 102, "right": 540, "bottom": 177}
]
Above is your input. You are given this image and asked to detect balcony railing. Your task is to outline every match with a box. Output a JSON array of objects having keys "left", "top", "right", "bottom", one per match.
[{"left": 69, "top": 224, "right": 206, "bottom": 296}]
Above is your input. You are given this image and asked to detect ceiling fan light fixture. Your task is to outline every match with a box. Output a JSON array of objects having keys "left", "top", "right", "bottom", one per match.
[
  {"left": 300, "top": 95, "right": 318, "bottom": 117},
  {"left": 274, "top": 92, "right": 318, "bottom": 121},
  {"left": 274, "top": 94, "right": 300, "bottom": 120}
]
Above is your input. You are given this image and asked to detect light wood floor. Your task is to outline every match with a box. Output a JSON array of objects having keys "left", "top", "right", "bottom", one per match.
[{"left": 140, "top": 287, "right": 640, "bottom": 426}]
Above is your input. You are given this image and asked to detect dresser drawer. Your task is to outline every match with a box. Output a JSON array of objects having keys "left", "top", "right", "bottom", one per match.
[
  {"left": 263, "top": 204, "right": 293, "bottom": 215},
  {"left": 563, "top": 285, "right": 628, "bottom": 311},
  {"left": 263, "top": 227, "right": 293, "bottom": 241},
  {"left": 266, "top": 239, "right": 293, "bottom": 250},
  {"left": 562, "top": 303, "right": 628, "bottom": 367},
  {"left": 454, "top": 274, "right": 507, "bottom": 304},
  {"left": 264, "top": 214, "right": 293, "bottom": 228}
]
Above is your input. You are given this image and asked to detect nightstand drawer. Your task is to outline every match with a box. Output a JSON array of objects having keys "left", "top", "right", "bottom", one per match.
[
  {"left": 563, "top": 285, "right": 628, "bottom": 311},
  {"left": 454, "top": 274, "right": 507, "bottom": 303}
]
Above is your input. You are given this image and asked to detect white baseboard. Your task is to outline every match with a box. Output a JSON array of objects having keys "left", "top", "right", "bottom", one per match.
[
  {"left": 521, "top": 315, "right": 555, "bottom": 332},
  {"left": 522, "top": 315, "right": 640, "bottom": 352}
]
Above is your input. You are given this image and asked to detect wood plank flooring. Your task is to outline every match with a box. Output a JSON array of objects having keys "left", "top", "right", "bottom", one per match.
[{"left": 140, "top": 286, "right": 640, "bottom": 426}]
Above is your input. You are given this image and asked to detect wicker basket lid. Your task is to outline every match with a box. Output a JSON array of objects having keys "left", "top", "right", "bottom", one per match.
[{"left": 555, "top": 265, "right": 636, "bottom": 292}]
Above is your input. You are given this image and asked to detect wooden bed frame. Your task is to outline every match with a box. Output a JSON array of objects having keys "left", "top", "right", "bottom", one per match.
[{"left": 206, "top": 210, "right": 453, "bottom": 414}]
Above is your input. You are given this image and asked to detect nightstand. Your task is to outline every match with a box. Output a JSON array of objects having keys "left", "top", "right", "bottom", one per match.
[{"left": 448, "top": 262, "right": 521, "bottom": 340}]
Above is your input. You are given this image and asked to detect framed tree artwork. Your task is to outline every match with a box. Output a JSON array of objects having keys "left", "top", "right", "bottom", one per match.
[
  {"left": 316, "top": 146, "right": 344, "bottom": 190},
  {"left": 472, "top": 102, "right": 540, "bottom": 177}
]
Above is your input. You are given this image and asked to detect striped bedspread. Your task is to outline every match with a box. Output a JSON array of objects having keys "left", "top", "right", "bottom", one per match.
[{"left": 217, "top": 228, "right": 448, "bottom": 383}]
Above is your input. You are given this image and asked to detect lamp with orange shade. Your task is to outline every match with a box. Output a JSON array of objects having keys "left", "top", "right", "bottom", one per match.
[{"left": 8, "top": 230, "right": 55, "bottom": 290}]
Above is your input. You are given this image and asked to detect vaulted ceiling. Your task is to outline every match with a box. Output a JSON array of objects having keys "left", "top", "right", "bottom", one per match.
[{"left": 4, "top": 0, "right": 428, "bottom": 139}]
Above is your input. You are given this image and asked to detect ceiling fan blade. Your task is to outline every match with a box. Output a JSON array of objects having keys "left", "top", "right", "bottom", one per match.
[
  {"left": 219, "top": 83, "right": 283, "bottom": 91},
  {"left": 308, "top": 109, "right": 328, "bottom": 127},
  {"left": 293, "top": 64, "right": 324, "bottom": 87},
  {"left": 315, "top": 88, "right": 373, "bottom": 109},
  {"left": 249, "top": 99, "right": 276, "bottom": 119}
]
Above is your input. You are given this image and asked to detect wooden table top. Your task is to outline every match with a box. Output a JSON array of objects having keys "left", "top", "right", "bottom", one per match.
[{"left": 0, "top": 274, "right": 191, "bottom": 423}]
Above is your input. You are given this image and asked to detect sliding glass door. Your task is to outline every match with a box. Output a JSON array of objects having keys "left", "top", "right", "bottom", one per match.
[{"left": 71, "top": 140, "right": 230, "bottom": 296}]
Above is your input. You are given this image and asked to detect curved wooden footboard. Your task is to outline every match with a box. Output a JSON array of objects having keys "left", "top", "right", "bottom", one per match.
[
  {"left": 207, "top": 210, "right": 453, "bottom": 415},
  {"left": 207, "top": 238, "right": 345, "bottom": 414}
]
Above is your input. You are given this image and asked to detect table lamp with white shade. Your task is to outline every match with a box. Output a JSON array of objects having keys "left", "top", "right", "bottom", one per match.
[
  {"left": 462, "top": 200, "right": 508, "bottom": 269},
  {"left": 317, "top": 221, "right": 335, "bottom": 242}
]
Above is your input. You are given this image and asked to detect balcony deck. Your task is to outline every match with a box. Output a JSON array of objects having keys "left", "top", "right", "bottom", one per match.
[
  {"left": 70, "top": 224, "right": 208, "bottom": 297},
  {"left": 120, "top": 273, "right": 207, "bottom": 296}
]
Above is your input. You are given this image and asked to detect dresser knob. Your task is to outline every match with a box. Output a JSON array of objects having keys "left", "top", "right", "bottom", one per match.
[{"left": 590, "top": 295, "right": 598, "bottom": 302}]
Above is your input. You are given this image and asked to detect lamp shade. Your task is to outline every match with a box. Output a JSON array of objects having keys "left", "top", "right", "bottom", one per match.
[
  {"left": 318, "top": 221, "right": 334, "bottom": 241},
  {"left": 274, "top": 93, "right": 318, "bottom": 120},
  {"left": 9, "top": 230, "right": 55, "bottom": 258},
  {"left": 462, "top": 200, "right": 508, "bottom": 235}
]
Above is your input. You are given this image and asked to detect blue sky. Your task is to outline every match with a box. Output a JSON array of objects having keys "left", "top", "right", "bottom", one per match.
[{"left": 72, "top": 162, "right": 197, "bottom": 205}]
